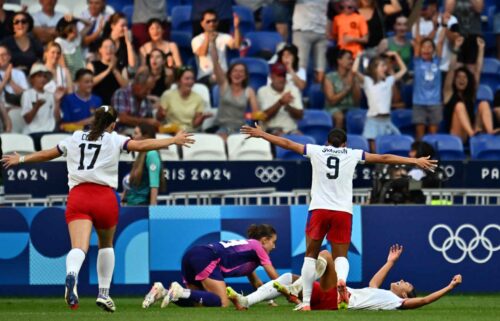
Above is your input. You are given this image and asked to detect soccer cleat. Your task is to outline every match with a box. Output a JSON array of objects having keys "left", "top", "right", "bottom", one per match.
[
  {"left": 96, "top": 294, "right": 116, "bottom": 312},
  {"left": 226, "top": 286, "right": 248, "bottom": 310},
  {"left": 142, "top": 282, "right": 167, "bottom": 308},
  {"left": 273, "top": 281, "right": 301, "bottom": 305},
  {"left": 316, "top": 256, "right": 327, "bottom": 279},
  {"left": 161, "top": 281, "right": 184, "bottom": 308},
  {"left": 293, "top": 302, "right": 311, "bottom": 311},
  {"left": 337, "top": 279, "right": 350, "bottom": 310},
  {"left": 65, "top": 274, "right": 79, "bottom": 310}
]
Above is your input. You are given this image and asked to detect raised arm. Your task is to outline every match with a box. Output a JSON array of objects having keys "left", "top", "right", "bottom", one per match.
[
  {"left": 401, "top": 275, "right": 462, "bottom": 309},
  {"left": 241, "top": 123, "right": 305, "bottom": 155},
  {"left": 127, "top": 130, "right": 194, "bottom": 152},
  {"left": 435, "top": 24, "right": 447, "bottom": 58},
  {"left": 369, "top": 244, "right": 403, "bottom": 288},
  {"left": 230, "top": 13, "right": 242, "bottom": 49},
  {"left": 352, "top": 54, "right": 365, "bottom": 82},
  {"left": 1, "top": 148, "right": 62, "bottom": 167},
  {"left": 387, "top": 51, "right": 407, "bottom": 81},
  {"left": 474, "top": 37, "right": 485, "bottom": 86},
  {"left": 364, "top": 152, "right": 437, "bottom": 171},
  {"left": 209, "top": 39, "right": 227, "bottom": 88},
  {"left": 443, "top": 36, "right": 463, "bottom": 103}
]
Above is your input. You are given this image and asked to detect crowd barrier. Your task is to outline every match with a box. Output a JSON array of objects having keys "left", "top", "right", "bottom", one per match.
[{"left": 0, "top": 205, "right": 498, "bottom": 296}]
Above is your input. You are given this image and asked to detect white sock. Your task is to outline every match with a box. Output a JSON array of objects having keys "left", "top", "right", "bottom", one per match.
[
  {"left": 181, "top": 288, "right": 191, "bottom": 299},
  {"left": 246, "top": 273, "right": 293, "bottom": 307},
  {"left": 301, "top": 257, "right": 317, "bottom": 305},
  {"left": 66, "top": 248, "right": 86, "bottom": 280},
  {"left": 292, "top": 256, "right": 327, "bottom": 288},
  {"left": 97, "top": 248, "right": 115, "bottom": 296},
  {"left": 334, "top": 257, "right": 349, "bottom": 282}
]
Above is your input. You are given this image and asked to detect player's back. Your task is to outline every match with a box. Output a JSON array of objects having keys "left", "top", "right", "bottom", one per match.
[
  {"left": 347, "top": 287, "right": 404, "bottom": 310},
  {"left": 304, "top": 144, "right": 364, "bottom": 214}
]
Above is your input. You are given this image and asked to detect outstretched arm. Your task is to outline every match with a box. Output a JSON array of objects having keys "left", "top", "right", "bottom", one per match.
[
  {"left": 127, "top": 131, "right": 194, "bottom": 152},
  {"left": 240, "top": 123, "right": 304, "bottom": 155},
  {"left": 364, "top": 153, "right": 438, "bottom": 171},
  {"left": 401, "top": 275, "right": 462, "bottom": 309},
  {"left": 369, "top": 244, "right": 403, "bottom": 288},
  {"left": 2, "top": 148, "right": 61, "bottom": 168}
]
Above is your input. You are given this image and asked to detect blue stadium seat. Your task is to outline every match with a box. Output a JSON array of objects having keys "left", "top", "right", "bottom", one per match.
[
  {"left": 422, "top": 134, "right": 465, "bottom": 160},
  {"left": 107, "top": 0, "right": 133, "bottom": 11},
  {"left": 391, "top": 109, "right": 414, "bottom": 136},
  {"left": 375, "top": 135, "right": 414, "bottom": 156},
  {"left": 347, "top": 134, "right": 369, "bottom": 152},
  {"left": 307, "top": 83, "right": 325, "bottom": 109},
  {"left": 170, "top": 31, "right": 193, "bottom": 64},
  {"left": 298, "top": 110, "right": 333, "bottom": 145},
  {"left": 476, "top": 84, "right": 494, "bottom": 103},
  {"left": 122, "top": 5, "right": 133, "bottom": 27},
  {"left": 261, "top": 5, "right": 276, "bottom": 31},
  {"left": 482, "top": 58, "right": 500, "bottom": 74},
  {"left": 346, "top": 108, "right": 367, "bottom": 135},
  {"left": 401, "top": 83, "right": 413, "bottom": 108},
  {"left": 171, "top": 5, "right": 192, "bottom": 33},
  {"left": 276, "top": 134, "right": 315, "bottom": 160},
  {"left": 232, "top": 5, "right": 256, "bottom": 36},
  {"left": 231, "top": 57, "right": 269, "bottom": 92},
  {"left": 245, "top": 31, "right": 283, "bottom": 59},
  {"left": 470, "top": 134, "right": 500, "bottom": 160},
  {"left": 212, "top": 85, "right": 220, "bottom": 108}
]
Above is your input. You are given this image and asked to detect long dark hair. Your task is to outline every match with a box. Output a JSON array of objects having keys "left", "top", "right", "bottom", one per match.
[
  {"left": 102, "top": 12, "right": 126, "bottom": 38},
  {"left": 247, "top": 224, "right": 276, "bottom": 240},
  {"left": 227, "top": 63, "right": 249, "bottom": 88},
  {"left": 367, "top": 56, "right": 386, "bottom": 83},
  {"left": 278, "top": 45, "right": 299, "bottom": 72},
  {"left": 453, "top": 67, "right": 476, "bottom": 105},
  {"left": 87, "top": 105, "right": 117, "bottom": 141}
]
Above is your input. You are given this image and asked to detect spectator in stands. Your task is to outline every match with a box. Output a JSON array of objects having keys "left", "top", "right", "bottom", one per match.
[
  {"left": 87, "top": 38, "right": 128, "bottom": 105},
  {"left": 132, "top": 0, "right": 167, "bottom": 49},
  {"left": 381, "top": 0, "right": 413, "bottom": 32},
  {"left": 412, "top": 21, "right": 447, "bottom": 140},
  {"left": 102, "top": 12, "right": 136, "bottom": 71},
  {"left": 191, "top": 0, "right": 234, "bottom": 36},
  {"left": 411, "top": 0, "right": 439, "bottom": 41},
  {"left": 353, "top": 52, "right": 407, "bottom": 152},
  {"left": 271, "top": 0, "right": 295, "bottom": 41},
  {"left": 191, "top": 9, "right": 241, "bottom": 88},
  {"left": 0, "top": 101, "right": 11, "bottom": 132},
  {"left": 159, "top": 66, "right": 207, "bottom": 132},
  {"left": 59, "top": 68, "right": 101, "bottom": 131},
  {"left": 293, "top": 0, "right": 329, "bottom": 83},
  {"left": 139, "top": 18, "right": 182, "bottom": 67},
  {"left": 43, "top": 41, "right": 73, "bottom": 95},
  {"left": 358, "top": 0, "right": 385, "bottom": 52},
  {"left": 377, "top": 15, "right": 413, "bottom": 68},
  {"left": 1, "top": 11, "right": 43, "bottom": 74},
  {"left": 147, "top": 49, "right": 174, "bottom": 98},
  {"left": 258, "top": 62, "right": 303, "bottom": 135},
  {"left": 274, "top": 43, "right": 306, "bottom": 91},
  {"left": 78, "top": 0, "right": 110, "bottom": 60},
  {"left": 443, "top": 37, "right": 500, "bottom": 142},
  {"left": 332, "top": 0, "right": 368, "bottom": 59},
  {"left": 124, "top": 123, "right": 165, "bottom": 205},
  {"left": 55, "top": 16, "right": 91, "bottom": 78},
  {"left": 324, "top": 49, "right": 361, "bottom": 129},
  {"left": 32, "top": 0, "right": 65, "bottom": 44},
  {"left": 21, "top": 63, "right": 65, "bottom": 150},
  {"left": 112, "top": 68, "right": 159, "bottom": 134},
  {"left": 0, "top": 0, "right": 15, "bottom": 41},
  {"left": 234, "top": 0, "right": 268, "bottom": 30},
  {"left": 0, "top": 44, "right": 29, "bottom": 108},
  {"left": 452, "top": 0, "right": 483, "bottom": 69}
]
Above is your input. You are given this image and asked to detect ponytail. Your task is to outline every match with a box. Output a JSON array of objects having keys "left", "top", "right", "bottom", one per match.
[
  {"left": 88, "top": 105, "right": 117, "bottom": 141},
  {"left": 247, "top": 224, "right": 276, "bottom": 240}
]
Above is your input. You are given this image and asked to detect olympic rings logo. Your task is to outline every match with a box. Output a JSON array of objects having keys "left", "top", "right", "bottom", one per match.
[
  {"left": 255, "top": 166, "right": 286, "bottom": 183},
  {"left": 428, "top": 224, "right": 500, "bottom": 264}
]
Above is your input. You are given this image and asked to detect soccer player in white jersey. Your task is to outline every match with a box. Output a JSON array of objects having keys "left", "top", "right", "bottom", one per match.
[
  {"left": 2, "top": 106, "right": 194, "bottom": 312},
  {"left": 240, "top": 125, "right": 438, "bottom": 311}
]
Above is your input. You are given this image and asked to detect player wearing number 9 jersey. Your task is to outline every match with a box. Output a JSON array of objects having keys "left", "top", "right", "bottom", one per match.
[
  {"left": 1, "top": 105, "right": 195, "bottom": 312},
  {"left": 240, "top": 124, "right": 438, "bottom": 311}
]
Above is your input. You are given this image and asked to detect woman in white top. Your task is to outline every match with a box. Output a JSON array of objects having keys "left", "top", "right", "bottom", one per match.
[
  {"left": 139, "top": 18, "right": 182, "bottom": 67},
  {"left": 2, "top": 105, "right": 194, "bottom": 312},
  {"left": 43, "top": 41, "right": 73, "bottom": 94},
  {"left": 275, "top": 43, "right": 306, "bottom": 91}
]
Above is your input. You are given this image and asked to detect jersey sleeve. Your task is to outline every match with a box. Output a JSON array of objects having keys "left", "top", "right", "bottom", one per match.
[
  {"left": 146, "top": 151, "right": 161, "bottom": 188},
  {"left": 248, "top": 239, "right": 272, "bottom": 266},
  {"left": 112, "top": 132, "right": 131, "bottom": 152},
  {"left": 57, "top": 135, "right": 73, "bottom": 156},
  {"left": 351, "top": 148, "right": 365, "bottom": 164},
  {"left": 304, "top": 144, "right": 321, "bottom": 159}
]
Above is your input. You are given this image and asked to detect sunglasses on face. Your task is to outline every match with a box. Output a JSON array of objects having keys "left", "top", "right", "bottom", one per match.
[
  {"left": 205, "top": 19, "right": 218, "bottom": 24},
  {"left": 14, "top": 19, "right": 28, "bottom": 25}
]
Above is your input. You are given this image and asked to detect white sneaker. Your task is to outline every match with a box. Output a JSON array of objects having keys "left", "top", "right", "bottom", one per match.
[
  {"left": 293, "top": 302, "right": 311, "bottom": 311},
  {"left": 142, "top": 282, "right": 167, "bottom": 308},
  {"left": 316, "top": 256, "right": 327, "bottom": 279},
  {"left": 96, "top": 294, "right": 116, "bottom": 312},
  {"left": 161, "top": 281, "right": 184, "bottom": 308}
]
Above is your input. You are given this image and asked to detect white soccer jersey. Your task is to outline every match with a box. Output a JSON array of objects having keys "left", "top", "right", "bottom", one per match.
[
  {"left": 304, "top": 144, "right": 365, "bottom": 214},
  {"left": 57, "top": 131, "right": 130, "bottom": 190},
  {"left": 347, "top": 287, "right": 404, "bottom": 310}
]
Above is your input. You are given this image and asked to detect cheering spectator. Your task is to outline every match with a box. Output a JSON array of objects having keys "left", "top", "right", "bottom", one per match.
[
  {"left": 332, "top": 0, "right": 368, "bottom": 58},
  {"left": 1, "top": 11, "right": 43, "bottom": 74},
  {"left": 411, "top": 0, "right": 439, "bottom": 41},
  {"left": 139, "top": 18, "right": 182, "bottom": 67},
  {"left": 0, "top": 44, "right": 29, "bottom": 108},
  {"left": 148, "top": 49, "right": 174, "bottom": 98},
  {"left": 131, "top": 0, "right": 167, "bottom": 49},
  {"left": 324, "top": 49, "right": 361, "bottom": 129},
  {"left": 273, "top": 43, "right": 306, "bottom": 91},
  {"left": 191, "top": 0, "right": 234, "bottom": 36},
  {"left": 293, "top": 0, "right": 329, "bottom": 83},
  {"left": 377, "top": 15, "right": 413, "bottom": 68},
  {"left": 0, "top": 101, "right": 11, "bottom": 132},
  {"left": 79, "top": 0, "right": 110, "bottom": 57},
  {"left": 0, "top": 0, "right": 15, "bottom": 41},
  {"left": 21, "top": 63, "right": 65, "bottom": 150},
  {"left": 443, "top": 37, "right": 499, "bottom": 141},
  {"left": 453, "top": 0, "right": 483, "bottom": 68},
  {"left": 258, "top": 62, "right": 303, "bottom": 135},
  {"left": 87, "top": 38, "right": 128, "bottom": 105},
  {"left": 55, "top": 16, "right": 91, "bottom": 78},
  {"left": 32, "top": 0, "right": 65, "bottom": 44},
  {"left": 271, "top": 0, "right": 295, "bottom": 41},
  {"left": 353, "top": 52, "right": 407, "bottom": 152},
  {"left": 160, "top": 66, "right": 208, "bottom": 132},
  {"left": 112, "top": 68, "right": 159, "bottom": 134},
  {"left": 102, "top": 12, "right": 136, "bottom": 71},
  {"left": 358, "top": 0, "right": 385, "bottom": 51},
  {"left": 59, "top": 68, "right": 102, "bottom": 131},
  {"left": 382, "top": 0, "right": 413, "bottom": 32},
  {"left": 191, "top": 9, "right": 241, "bottom": 88},
  {"left": 43, "top": 41, "right": 73, "bottom": 94}
]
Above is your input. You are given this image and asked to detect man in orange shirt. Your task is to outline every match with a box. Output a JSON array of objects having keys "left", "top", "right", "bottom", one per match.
[{"left": 332, "top": 0, "right": 369, "bottom": 57}]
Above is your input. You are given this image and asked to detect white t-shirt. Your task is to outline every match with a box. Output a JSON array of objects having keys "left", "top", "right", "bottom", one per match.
[
  {"left": 191, "top": 33, "right": 233, "bottom": 79},
  {"left": 258, "top": 83, "right": 303, "bottom": 133},
  {"left": 363, "top": 75, "right": 395, "bottom": 117},
  {"left": 44, "top": 65, "right": 68, "bottom": 94},
  {"left": 266, "top": 68, "right": 307, "bottom": 88},
  {"left": 348, "top": 287, "right": 404, "bottom": 310},
  {"left": 292, "top": 0, "right": 329, "bottom": 34},
  {"left": 0, "top": 68, "right": 29, "bottom": 103},
  {"left": 58, "top": 130, "right": 130, "bottom": 190},
  {"left": 33, "top": 11, "right": 64, "bottom": 28},
  {"left": 21, "top": 89, "right": 57, "bottom": 134},
  {"left": 305, "top": 144, "right": 365, "bottom": 214}
]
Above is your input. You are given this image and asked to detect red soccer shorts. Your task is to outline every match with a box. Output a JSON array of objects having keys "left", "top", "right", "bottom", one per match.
[
  {"left": 311, "top": 281, "right": 338, "bottom": 310},
  {"left": 306, "top": 209, "right": 352, "bottom": 243},
  {"left": 65, "top": 183, "right": 119, "bottom": 229}
]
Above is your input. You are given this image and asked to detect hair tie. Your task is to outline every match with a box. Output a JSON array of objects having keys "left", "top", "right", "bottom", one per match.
[{"left": 100, "top": 105, "right": 110, "bottom": 113}]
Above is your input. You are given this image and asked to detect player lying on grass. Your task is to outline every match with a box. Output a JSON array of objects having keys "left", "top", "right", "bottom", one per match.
[
  {"left": 227, "top": 245, "right": 462, "bottom": 310},
  {"left": 142, "top": 224, "right": 279, "bottom": 308}
]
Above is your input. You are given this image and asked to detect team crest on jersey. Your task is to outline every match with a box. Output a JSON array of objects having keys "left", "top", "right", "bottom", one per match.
[{"left": 149, "top": 164, "right": 157, "bottom": 171}]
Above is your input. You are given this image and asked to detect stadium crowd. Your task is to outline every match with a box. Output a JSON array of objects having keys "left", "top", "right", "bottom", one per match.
[{"left": 0, "top": 0, "right": 499, "bottom": 154}]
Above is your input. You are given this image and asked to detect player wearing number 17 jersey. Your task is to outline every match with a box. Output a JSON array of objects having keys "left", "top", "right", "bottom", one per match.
[
  {"left": 240, "top": 124, "right": 438, "bottom": 311},
  {"left": 2, "top": 106, "right": 195, "bottom": 312}
]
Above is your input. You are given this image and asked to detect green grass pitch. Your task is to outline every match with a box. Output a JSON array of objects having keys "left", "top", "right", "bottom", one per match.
[{"left": 0, "top": 295, "right": 499, "bottom": 321}]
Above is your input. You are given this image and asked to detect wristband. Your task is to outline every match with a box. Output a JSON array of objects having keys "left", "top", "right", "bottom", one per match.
[{"left": 19, "top": 155, "right": 25, "bottom": 163}]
